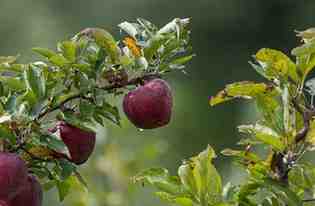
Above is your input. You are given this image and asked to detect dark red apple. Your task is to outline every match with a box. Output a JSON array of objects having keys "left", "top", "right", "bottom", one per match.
[
  {"left": 0, "top": 200, "right": 9, "bottom": 206},
  {"left": 123, "top": 78, "right": 173, "bottom": 129},
  {"left": 55, "top": 121, "right": 96, "bottom": 165},
  {"left": 0, "top": 153, "right": 28, "bottom": 199},
  {"left": 9, "top": 175, "right": 42, "bottom": 206}
]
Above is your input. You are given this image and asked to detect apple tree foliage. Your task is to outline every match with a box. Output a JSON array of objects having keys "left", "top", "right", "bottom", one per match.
[
  {"left": 134, "top": 29, "right": 315, "bottom": 206},
  {"left": 0, "top": 18, "right": 192, "bottom": 203}
]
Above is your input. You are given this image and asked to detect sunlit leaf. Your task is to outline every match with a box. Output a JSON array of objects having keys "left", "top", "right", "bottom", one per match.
[
  {"left": 209, "top": 81, "right": 274, "bottom": 106},
  {"left": 238, "top": 123, "right": 284, "bottom": 151},
  {"left": 255, "top": 48, "right": 298, "bottom": 81},
  {"left": 32, "top": 47, "right": 57, "bottom": 59}
]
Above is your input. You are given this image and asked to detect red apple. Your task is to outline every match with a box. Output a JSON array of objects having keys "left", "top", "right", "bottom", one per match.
[
  {"left": 55, "top": 121, "right": 96, "bottom": 165},
  {"left": 0, "top": 200, "right": 9, "bottom": 206},
  {"left": 0, "top": 153, "right": 28, "bottom": 199},
  {"left": 123, "top": 78, "right": 173, "bottom": 129},
  {"left": 9, "top": 175, "right": 42, "bottom": 206}
]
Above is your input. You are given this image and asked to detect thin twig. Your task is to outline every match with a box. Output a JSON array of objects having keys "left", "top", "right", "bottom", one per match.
[{"left": 303, "top": 198, "right": 315, "bottom": 202}]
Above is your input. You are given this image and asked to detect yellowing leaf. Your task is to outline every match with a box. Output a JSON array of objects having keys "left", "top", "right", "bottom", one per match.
[
  {"left": 209, "top": 81, "right": 274, "bottom": 106},
  {"left": 255, "top": 48, "right": 298, "bottom": 81},
  {"left": 123, "top": 36, "right": 142, "bottom": 58}
]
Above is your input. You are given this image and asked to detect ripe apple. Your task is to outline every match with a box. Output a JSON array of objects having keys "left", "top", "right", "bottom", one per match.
[
  {"left": 9, "top": 175, "right": 42, "bottom": 206},
  {"left": 123, "top": 78, "right": 173, "bottom": 129},
  {"left": 54, "top": 121, "right": 96, "bottom": 165},
  {"left": 0, "top": 153, "right": 28, "bottom": 199}
]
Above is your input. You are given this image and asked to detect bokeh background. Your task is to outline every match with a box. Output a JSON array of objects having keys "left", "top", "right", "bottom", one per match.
[{"left": 0, "top": 1, "right": 314, "bottom": 205}]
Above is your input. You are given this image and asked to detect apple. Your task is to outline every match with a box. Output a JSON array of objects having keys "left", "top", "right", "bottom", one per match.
[
  {"left": 123, "top": 78, "right": 173, "bottom": 129},
  {"left": 54, "top": 121, "right": 96, "bottom": 165},
  {"left": 0, "top": 153, "right": 28, "bottom": 199},
  {"left": 9, "top": 175, "right": 42, "bottom": 206}
]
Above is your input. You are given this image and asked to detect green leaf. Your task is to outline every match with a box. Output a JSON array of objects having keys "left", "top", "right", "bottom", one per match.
[
  {"left": 49, "top": 54, "right": 69, "bottom": 67},
  {"left": 178, "top": 146, "right": 222, "bottom": 205},
  {"left": 263, "top": 178, "right": 303, "bottom": 206},
  {"left": 144, "top": 34, "right": 166, "bottom": 61},
  {"left": 58, "top": 160, "right": 76, "bottom": 181},
  {"left": 0, "top": 76, "right": 25, "bottom": 91},
  {"left": 24, "top": 64, "right": 46, "bottom": 99},
  {"left": 0, "top": 124, "right": 16, "bottom": 144},
  {"left": 255, "top": 48, "right": 298, "bottom": 81},
  {"left": 209, "top": 81, "right": 274, "bottom": 106},
  {"left": 39, "top": 133, "right": 66, "bottom": 151},
  {"left": 59, "top": 41, "right": 77, "bottom": 62},
  {"left": 133, "top": 168, "right": 185, "bottom": 195},
  {"left": 221, "top": 148, "right": 261, "bottom": 163},
  {"left": 238, "top": 123, "right": 284, "bottom": 151},
  {"left": 77, "top": 28, "right": 121, "bottom": 64},
  {"left": 255, "top": 94, "right": 283, "bottom": 135},
  {"left": 94, "top": 101, "right": 120, "bottom": 126},
  {"left": 32, "top": 47, "right": 57, "bottom": 58},
  {"left": 56, "top": 176, "right": 77, "bottom": 202}
]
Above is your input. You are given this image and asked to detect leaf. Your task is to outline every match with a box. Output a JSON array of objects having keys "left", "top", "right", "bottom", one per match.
[
  {"left": 77, "top": 28, "right": 121, "bottom": 64},
  {"left": 58, "top": 159, "right": 76, "bottom": 181},
  {"left": 255, "top": 48, "right": 298, "bottom": 81},
  {"left": 0, "top": 56, "right": 18, "bottom": 64},
  {"left": 291, "top": 38, "right": 315, "bottom": 56},
  {"left": 118, "top": 21, "right": 138, "bottom": 38},
  {"left": 24, "top": 64, "right": 46, "bottom": 99},
  {"left": 56, "top": 175, "right": 77, "bottom": 202},
  {"left": 49, "top": 54, "right": 70, "bottom": 67},
  {"left": 59, "top": 41, "right": 77, "bottom": 62},
  {"left": 94, "top": 101, "right": 121, "bottom": 126},
  {"left": 0, "top": 124, "right": 16, "bottom": 144},
  {"left": 255, "top": 94, "right": 283, "bottom": 135},
  {"left": 39, "top": 133, "right": 67, "bottom": 151},
  {"left": 133, "top": 168, "right": 185, "bottom": 195},
  {"left": 0, "top": 76, "right": 25, "bottom": 91},
  {"left": 178, "top": 145, "right": 222, "bottom": 205},
  {"left": 32, "top": 47, "right": 57, "bottom": 58},
  {"left": 263, "top": 178, "right": 303, "bottom": 206},
  {"left": 238, "top": 123, "right": 284, "bottom": 151},
  {"left": 144, "top": 34, "right": 166, "bottom": 61},
  {"left": 221, "top": 148, "right": 261, "bottom": 163},
  {"left": 123, "top": 36, "right": 142, "bottom": 58},
  {"left": 137, "top": 18, "right": 158, "bottom": 36},
  {"left": 209, "top": 81, "right": 274, "bottom": 106}
]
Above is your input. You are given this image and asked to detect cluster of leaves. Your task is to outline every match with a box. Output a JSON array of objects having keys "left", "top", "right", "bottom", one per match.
[
  {"left": 135, "top": 29, "right": 315, "bottom": 205},
  {"left": 0, "top": 18, "right": 193, "bottom": 202}
]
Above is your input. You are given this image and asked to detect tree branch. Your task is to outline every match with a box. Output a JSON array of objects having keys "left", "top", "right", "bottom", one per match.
[
  {"left": 292, "top": 98, "right": 315, "bottom": 143},
  {"left": 37, "top": 73, "right": 161, "bottom": 120}
]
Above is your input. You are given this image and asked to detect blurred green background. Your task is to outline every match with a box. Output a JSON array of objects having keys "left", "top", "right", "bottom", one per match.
[{"left": 0, "top": 1, "right": 314, "bottom": 205}]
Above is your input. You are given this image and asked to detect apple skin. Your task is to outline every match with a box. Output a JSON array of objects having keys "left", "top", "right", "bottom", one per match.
[
  {"left": 56, "top": 121, "right": 96, "bottom": 165},
  {"left": 123, "top": 78, "right": 173, "bottom": 129},
  {"left": 0, "top": 153, "right": 28, "bottom": 199},
  {"left": 9, "top": 175, "right": 43, "bottom": 206},
  {"left": 0, "top": 200, "right": 9, "bottom": 206}
]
